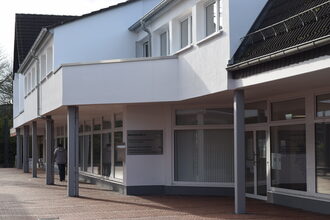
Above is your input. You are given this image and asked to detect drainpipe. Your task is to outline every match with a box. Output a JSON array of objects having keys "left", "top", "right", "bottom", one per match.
[
  {"left": 141, "top": 21, "right": 152, "bottom": 57},
  {"left": 31, "top": 50, "right": 41, "bottom": 117}
]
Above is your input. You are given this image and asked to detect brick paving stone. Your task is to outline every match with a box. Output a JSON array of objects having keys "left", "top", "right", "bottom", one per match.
[{"left": 0, "top": 168, "right": 329, "bottom": 220}]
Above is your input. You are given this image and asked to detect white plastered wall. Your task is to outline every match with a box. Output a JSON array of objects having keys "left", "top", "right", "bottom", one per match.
[
  {"left": 53, "top": 0, "right": 161, "bottom": 69},
  {"left": 125, "top": 104, "right": 172, "bottom": 186}
]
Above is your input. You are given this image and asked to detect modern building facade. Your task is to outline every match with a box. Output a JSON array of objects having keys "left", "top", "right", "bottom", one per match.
[{"left": 12, "top": 0, "right": 330, "bottom": 215}]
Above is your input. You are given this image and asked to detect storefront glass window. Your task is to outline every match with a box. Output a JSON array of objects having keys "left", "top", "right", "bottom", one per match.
[
  {"left": 174, "top": 129, "right": 234, "bottom": 182},
  {"left": 79, "top": 136, "right": 83, "bottom": 171},
  {"left": 102, "top": 133, "right": 112, "bottom": 177},
  {"left": 270, "top": 124, "right": 306, "bottom": 191},
  {"left": 271, "top": 98, "right": 305, "bottom": 121},
  {"left": 316, "top": 93, "right": 330, "bottom": 117},
  {"left": 315, "top": 123, "right": 330, "bottom": 194},
  {"left": 245, "top": 101, "right": 267, "bottom": 124},
  {"left": 93, "top": 118, "right": 101, "bottom": 131},
  {"left": 115, "top": 113, "right": 123, "bottom": 128},
  {"left": 84, "top": 135, "right": 92, "bottom": 172},
  {"left": 114, "top": 131, "right": 124, "bottom": 179},
  {"left": 93, "top": 134, "right": 101, "bottom": 175},
  {"left": 84, "top": 120, "right": 92, "bottom": 132},
  {"left": 102, "top": 116, "right": 111, "bottom": 130},
  {"left": 176, "top": 108, "right": 233, "bottom": 125}
]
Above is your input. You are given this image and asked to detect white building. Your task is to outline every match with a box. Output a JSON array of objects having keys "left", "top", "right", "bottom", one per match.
[{"left": 12, "top": 0, "right": 330, "bottom": 215}]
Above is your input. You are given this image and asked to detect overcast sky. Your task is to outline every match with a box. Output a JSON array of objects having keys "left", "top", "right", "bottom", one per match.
[{"left": 0, "top": 0, "right": 126, "bottom": 61}]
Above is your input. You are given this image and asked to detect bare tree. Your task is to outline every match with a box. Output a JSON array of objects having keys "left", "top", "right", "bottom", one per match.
[{"left": 0, "top": 50, "right": 12, "bottom": 104}]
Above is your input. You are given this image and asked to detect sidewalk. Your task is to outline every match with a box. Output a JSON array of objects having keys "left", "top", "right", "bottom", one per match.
[{"left": 0, "top": 168, "right": 328, "bottom": 220}]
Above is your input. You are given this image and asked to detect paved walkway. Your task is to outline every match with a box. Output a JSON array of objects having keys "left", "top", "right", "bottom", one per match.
[{"left": 0, "top": 168, "right": 328, "bottom": 220}]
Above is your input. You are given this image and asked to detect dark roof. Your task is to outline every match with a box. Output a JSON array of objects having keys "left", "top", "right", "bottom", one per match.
[
  {"left": 13, "top": 14, "right": 77, "bottom": 73},
  {"left": 230, "top": 0, "right": 330, "bottom": 70}
]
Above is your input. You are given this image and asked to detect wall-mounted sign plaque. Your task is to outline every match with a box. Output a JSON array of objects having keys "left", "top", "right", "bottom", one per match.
[{"left": 127, "top": 130, "right": 163, "bottom": 155}]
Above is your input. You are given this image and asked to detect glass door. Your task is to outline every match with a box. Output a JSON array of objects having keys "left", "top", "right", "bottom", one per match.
[{"left": 245, "top": 130, "right": 267, "bottom": 199}]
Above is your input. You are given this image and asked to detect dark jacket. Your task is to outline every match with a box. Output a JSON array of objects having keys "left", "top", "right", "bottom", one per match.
[{"left": 54, "top": 147, "right": 67, "bottom": 164}]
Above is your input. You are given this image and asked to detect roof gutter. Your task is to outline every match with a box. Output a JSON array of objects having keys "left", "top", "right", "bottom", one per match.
[
  {"left": 129, "top": 0, "right": 178, "bottom": 31},
  {"left": 16, "top": 28, "right": 50, "bottom": 74},
  {"left": 227, "top": 35, "right": 330, "bottom": 71}
]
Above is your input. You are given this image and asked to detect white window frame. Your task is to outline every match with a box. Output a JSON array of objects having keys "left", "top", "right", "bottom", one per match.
[
  {"left": 180, "top": 15, "right": 192, "bottom": 49},
  {"left": 204, "top": 0, "right": 222, "bottom": 37},
  {"left": 172, "top": 104, "right": 235, "bottom": 187},
  {"left": 46, "top": 47, "right": 53, "bottom": 74},
  {"left": 40, "top": 54, "right": 47, "bottom": 80},
  {"left": 160, "top": 31, "right": 169, "bottom": 56},
  {"left": 142, "top": 41, "right": 150, "bottom": 57}
]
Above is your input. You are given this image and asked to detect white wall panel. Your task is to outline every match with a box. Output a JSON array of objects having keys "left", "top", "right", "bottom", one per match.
[{"left": 125, "top": 104, "right": 172, "bottom": 186}]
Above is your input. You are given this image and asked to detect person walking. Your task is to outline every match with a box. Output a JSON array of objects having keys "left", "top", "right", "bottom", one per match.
[{"left": 54, "top": 144, "right": 67, "bottom": 181}]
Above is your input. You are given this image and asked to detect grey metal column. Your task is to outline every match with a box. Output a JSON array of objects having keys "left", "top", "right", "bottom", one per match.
[
  {"left": 234, "top": 89, "right": 246, "bottom": 214},
  {"left": 46, "top": 116, "right": 54, "bottom": 185},
  {"left": 23, "top": 125, "right": 30, "bottom": 173},
  {"left": 32, "top": 121, "right": 38, "bottom": 178},
  {"left": 67, "top": 106, "right": 79, "bottom": 197},
  {"left": 16, "top": 128, "right": 22, "bottom": 169}
]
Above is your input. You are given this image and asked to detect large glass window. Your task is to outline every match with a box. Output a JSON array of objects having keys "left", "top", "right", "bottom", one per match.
[
  {"left": 316, "top": 93, "right": 330, "bottom": 117},
  {"left": 271, "top": 98, "right": 305, "bottom": 121},
  {"left": 84, "top": 135, "right": 92, "bottom": 172},
  {"left": 102, "top": 133, "right": 112, "bottom": 177},
  {"left": 271, "top": 124, "right": 306, "bottom": 191},
  {"left": 245, "top": 101, "right": 267, "bottom": 124},
  {"left": 84, "top": 120, "right": 92, "bottom": 132},
  {"left": 76, "top": 114, "right": 123, "bottom": 181},
  {"left": 93, "top": 118, "right": 101, "bottom": 131},
  {"left": 174, "top": 129, "right": 234, "bottom": 182},
  {"left": 176, "top": 108, "right": 233, "bottom": 126},
  {"left": 115, "top": 113, "right": 123, "bottom": 128},
  {"left": 102, "top": 116, "right": 111, "bottom": 130},
  {"left": 114, "top": 131, "right": 124, "bottom": 179},
  {"left": 93, "top": 134, "right": 101, "bottom": 175},
  {"left": 79, "top": 135, "right": 84, "bottom": 171},
  {"left": 315, "top": 123, "right": 330, "bottom": 194}
]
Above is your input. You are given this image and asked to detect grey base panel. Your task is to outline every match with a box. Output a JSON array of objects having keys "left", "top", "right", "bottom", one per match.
[
  {"left": 267, "top": 192, "right": 330, "bottom": 215},
  {"left": 79, "top": 173, "right": 126, "bottom": 194},
  {"left": 126, "top": 185, "right": 234, "bottom": 196}
]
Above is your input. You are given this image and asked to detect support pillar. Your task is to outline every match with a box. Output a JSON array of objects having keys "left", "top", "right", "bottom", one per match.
[
  {"left": 23, "top": 125, "right": 29, "bottom": 173},
  {"left": 46, "top": 116, "right": 54, "bottom": 185},
  {"left": 67, "top": 106, "right": 79, "bottom": 197},
  {"left": 234, "top": 89, "right": 246, "bottom": 214},
  {"left": 16, "top": 128, "right": 22, "bottom": 169},
  {"left": 32, "top": 121, "right": 38, "bottom": 178}
]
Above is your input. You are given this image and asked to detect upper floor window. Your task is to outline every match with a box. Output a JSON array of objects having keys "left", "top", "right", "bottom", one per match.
[
  {"left": 180, "top": 16, "right": 192, "bottom": 48},
  {"left": 205, "top": 0, "right": 222, "bottom": 37},
  {"left": 143, "top": 41, "right": 150, "bottom": 57},
  {"left": 46, "top": 47, "right": 53, "bottom": 73},
  {"left": 40, "top": 54, "right": 47, "bottom": 79},
  {"left": 32, "top": 66, "right": 36, "bottom": 88},
  {"left": 160, "top": 31, "right": 169, "bottom": 56}
]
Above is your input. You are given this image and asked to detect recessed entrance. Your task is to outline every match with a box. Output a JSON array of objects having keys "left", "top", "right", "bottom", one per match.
[{"left": 245, "top": 130, "right": 267, "bottom": 200}]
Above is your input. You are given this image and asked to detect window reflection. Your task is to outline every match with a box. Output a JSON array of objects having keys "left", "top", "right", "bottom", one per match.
[
  {"left": 271, "top": 124, "right": 306, "bottom": 191},
  {"left": 315, "top": 123, "right": 330, "bottom": 194}
]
